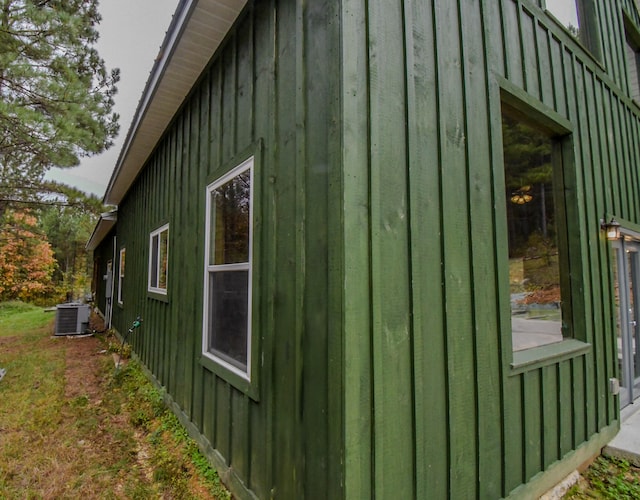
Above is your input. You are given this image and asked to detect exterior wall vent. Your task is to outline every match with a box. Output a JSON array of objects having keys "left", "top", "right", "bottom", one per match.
[{"left": 54, "top": 304, "right": 91, "bottom": 336}]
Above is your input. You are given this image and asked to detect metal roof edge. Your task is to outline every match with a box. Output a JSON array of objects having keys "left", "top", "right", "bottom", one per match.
[
  {"left": 86, "top": 210, "right": 118, "bottom": 251},
  {"left": 102, "top": 0, "right": 248, "bottom": 206},
  {"left": 103, "top": 0, "right": 195, "bottom": 205}
]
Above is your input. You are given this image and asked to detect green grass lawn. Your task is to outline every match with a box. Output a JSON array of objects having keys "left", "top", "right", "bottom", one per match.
[
  {"left": 0, "top": 301, "right": 53, "bottom": 337},
  {"left": 0, "top": 301, "right": 230, "bottom": 499},
  {"left": 564, "top": 456, "right": 640, "bottom": 499}
]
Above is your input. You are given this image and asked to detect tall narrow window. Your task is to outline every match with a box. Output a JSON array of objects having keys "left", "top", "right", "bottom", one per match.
[
  {"left": 502, "top": 107, "right": 566, "bottom": 352},
  {"left": 203, "top": 157, "right": 253, "bottom": 379},
  {"left": 624, "top": 17, "right": 640, "bottom": 102},
  {"left": 118, "top": 247, "right": 125, "bottom": 305},
  {"left": 148, "top": 224, "right": 169, "bottom": 295}
]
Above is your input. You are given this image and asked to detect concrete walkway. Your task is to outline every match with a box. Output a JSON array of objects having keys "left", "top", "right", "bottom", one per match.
[
  {"left": 603, "top": 403, "right": 640, "bottom": 466},
  {"left": 511, "top": 317, "right": 562, "bottom": 351}
]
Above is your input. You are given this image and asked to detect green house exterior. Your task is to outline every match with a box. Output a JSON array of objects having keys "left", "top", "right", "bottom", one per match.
[{"left": 87, "top": 0, "right": 640, "bottom": 497}]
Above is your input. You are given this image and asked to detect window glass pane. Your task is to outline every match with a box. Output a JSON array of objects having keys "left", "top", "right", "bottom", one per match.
[
  {"left": 159, "top": 229, "right": 168, "bottom": 289},
  {"left": 502, "top": 111, "right": 563, "bottom": 351},
  {"left": 119, "top": 249, "right": 126, "bottom": 278},
  {"left": 208, "top": 270, "right": 249, "bottom": 370},
  {"left": 151, "top": 235, "right": 159, "bottom": 288},
  {"left": 625, "top": 32, "right": 640, "bottom": 102},
  {"left": 118, "top": 248, "right": 125, "bottom": 304},
  {"left": 212, "top": 170, "right": 251, "bottom": 265},
  {"left": 546, "top": 0, "right": 580, "bottom": 34}
]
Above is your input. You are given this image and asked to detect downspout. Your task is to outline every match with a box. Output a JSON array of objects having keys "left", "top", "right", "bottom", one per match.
[{"left": 109, "top": 235, "right": 117, "bottom": 329}]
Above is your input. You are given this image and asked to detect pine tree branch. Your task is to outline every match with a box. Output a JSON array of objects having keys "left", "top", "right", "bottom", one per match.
[{"left": 0, "top": 198, "right": 86, "bottom": 208}]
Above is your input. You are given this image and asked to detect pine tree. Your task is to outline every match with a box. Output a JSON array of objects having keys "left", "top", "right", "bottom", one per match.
[{"left": 0, "top": 0, "right": 119, "bottom": 215}]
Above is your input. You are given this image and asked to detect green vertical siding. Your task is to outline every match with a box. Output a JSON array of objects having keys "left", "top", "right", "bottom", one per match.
[
  {"left": 406, "top": 0, "right": 451, "bottom": 496},
  {"left": 341, "top": 0, "right": 374, "bottom": 498},
  {"left": 108, "top": 2, "right": 342, "bottom": 499},
  {"left": 94, "top": 0, "right": 640, "bottom": 498},
  {"left": 368, "top": 1, "right": 415, "bottom": 498},
  {"left": 342, "top": 0, "right": 632, "bottom": 498}
]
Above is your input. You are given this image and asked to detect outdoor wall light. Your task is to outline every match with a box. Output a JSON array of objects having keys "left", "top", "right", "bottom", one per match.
[
  {"left": 510, "top": 185, "right": 533, "bottom": 205},
  {"left": 601, "top": 217, "right": 621, "bottom": 240}
]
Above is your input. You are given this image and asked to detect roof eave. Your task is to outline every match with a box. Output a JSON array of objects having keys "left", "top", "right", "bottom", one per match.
[
  {"left": 86, "top": 211, "right": 118, "bottom": 251},
  {"left": 103, "top": 0, "right": 248, "bottom": 206}
]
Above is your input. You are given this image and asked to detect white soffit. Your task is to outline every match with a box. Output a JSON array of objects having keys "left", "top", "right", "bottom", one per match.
[
  {"left": 86, "top": 211, "right": 117, "bottom": 251},
  {"left": 104, "top": 0, "right": 248, "bottom": 205}
]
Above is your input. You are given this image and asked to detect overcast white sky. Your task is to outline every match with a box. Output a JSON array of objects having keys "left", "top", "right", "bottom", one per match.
[
  {"left": 48, "top": 0, "right": 580, "bottom": 198},
  {"left": 547, "top": 0, "right": 579, "bottom": 29},
  {"left": 45, "top": 0, "right": 178, "bottom": 197}
]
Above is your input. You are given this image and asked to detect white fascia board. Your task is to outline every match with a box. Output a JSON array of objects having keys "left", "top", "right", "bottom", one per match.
[{"left": 86, "top": 211, "right": 118, "bottom": 251}]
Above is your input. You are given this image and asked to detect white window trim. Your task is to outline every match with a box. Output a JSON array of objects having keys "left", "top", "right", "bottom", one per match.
[
  {"left": 148, "top": 223, "right": 169, "bottom": 295},
  {"left": 202, "top": 157, "right": 254, "bottom": 381},
  {"left": 117, "top": 247, "right": 125, "bottom": 305}
]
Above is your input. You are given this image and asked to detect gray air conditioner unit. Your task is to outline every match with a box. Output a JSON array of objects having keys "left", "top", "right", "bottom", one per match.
[{"left": 54, "top": 303, "right": 91, "bottom": 336}]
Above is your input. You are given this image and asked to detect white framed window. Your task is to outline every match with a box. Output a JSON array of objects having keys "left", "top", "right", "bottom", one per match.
[
  {"left": 202, "top": 157, "right": 253, "bottom": 380},
  {"left": 117, "top": 247, "right": 126, "bottom": 305},
  {"left": 148, "top": 223, "right": 169, "bottom": 295}
]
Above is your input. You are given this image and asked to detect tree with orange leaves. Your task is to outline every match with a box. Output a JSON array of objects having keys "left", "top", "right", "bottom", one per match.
[{"left": 0, "top": 210, "right": 55, "bottom": 302}]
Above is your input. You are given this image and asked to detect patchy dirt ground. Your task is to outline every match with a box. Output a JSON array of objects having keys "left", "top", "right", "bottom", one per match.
[
  {"left": 0, "top": 312, "right": 228, "bottom": 499},
  {"left": 63, "top": 334, "right": 105, "bottom": 400}
]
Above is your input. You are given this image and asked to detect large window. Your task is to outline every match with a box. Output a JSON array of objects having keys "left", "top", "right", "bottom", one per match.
[
  {"left": 501, "top": 106, "right": 565, "bottom": 352},
  {"left": 202, "top": 157, "right": 253, "bottom": 379},
  {"left": 148, "top": 224, "right": 169, "bottom": 295},
  {"left": 118, "top": 247, "right": 125, "bottom": 305}
]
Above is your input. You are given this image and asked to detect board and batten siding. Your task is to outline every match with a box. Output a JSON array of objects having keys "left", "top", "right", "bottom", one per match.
[
  {"left": 98, "top": 0, "right": 640, "bottom": 498},
  {"left": 342, "top": 0, "right": 637, "bottom": 499},
  {"left": 110, "top": 2, "right": 343, "bottom": 499}
]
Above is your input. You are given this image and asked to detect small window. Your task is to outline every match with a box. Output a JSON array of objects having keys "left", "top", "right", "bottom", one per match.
[
  {"left": 501, "top": 106, "right": 566, "bottom": 352},
  {"left": 118, "top": 247, "right": 125, "bottom": 305},
  {"left": 148, "top": 224, "right": 169, "bottom": 295},
  {"left": 202, "top": 157, "right": 253, "bottom": 379},
  {"left": 543, "top": 0, "right": 601, "bottom": 58},
  {"left": 624, "top": 17, "right": 640, "bottom": 102},
  {"left": 545, "top": 0, "right": 580, "bottom": 35}
]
